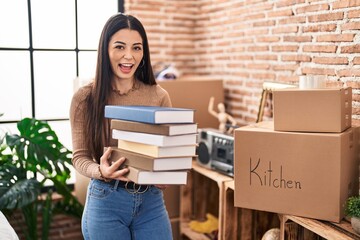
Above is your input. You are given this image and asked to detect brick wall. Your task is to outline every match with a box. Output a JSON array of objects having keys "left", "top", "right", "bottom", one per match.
[
  {"left": 126, "top": 0, "right": 360, "bottom": 126},
  {"left": 125, "top": 0, "right": 198, "bottom": 76}
]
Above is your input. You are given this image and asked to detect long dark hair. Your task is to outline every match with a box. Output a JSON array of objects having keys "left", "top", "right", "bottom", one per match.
[{"left": 85, "top": 13, "right": 156, "bottom": 162}]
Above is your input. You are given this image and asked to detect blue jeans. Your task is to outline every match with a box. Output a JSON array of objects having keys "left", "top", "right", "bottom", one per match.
[{"left": 82, "top": 179, "right": 172, "bottom": 240}]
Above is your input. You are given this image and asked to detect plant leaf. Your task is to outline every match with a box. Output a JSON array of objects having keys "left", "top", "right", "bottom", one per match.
[
  {"left": 0, "top": 178, "right": 40, "bottom": 209},
  {"left": 0, "top": 163, "right": 27, "bottom": 195},
  {"left": 6, "top": 118, "right": 73, "bottom": 182}
]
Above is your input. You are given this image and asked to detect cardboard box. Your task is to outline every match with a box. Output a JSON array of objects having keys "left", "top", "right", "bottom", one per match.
[
  {"left": 159, "top": 78, "right": 224, "bottom": 129},
  {"left": 273, "top": 87, "right": 352, "bottom": 133},
  {"left": 234, "top": 121, "right": 359, "bottom": 222}
]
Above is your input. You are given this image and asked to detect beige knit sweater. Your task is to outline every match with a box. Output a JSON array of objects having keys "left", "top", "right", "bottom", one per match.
[{"left": 69, "top": 80, "right": 172, "bottom": 180}]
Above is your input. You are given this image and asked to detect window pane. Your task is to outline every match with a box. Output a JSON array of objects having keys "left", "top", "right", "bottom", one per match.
[
  {"left": 31, "top": 0, "right": 75, "bottom": 49},
  {"left": 77, "top": 0, "right": 117, "bottom": 49},
  {"left": 0, "top": 0, "right": 29, "bottom": 48},
  {"left": 0, "top": 123, "right": 18, "bottom": 138},
  {"left": 33, "top": 51, "right": 76, "bottom": 119},
  {"left": 78, "top": 51, "right": 97, "bottom": 79},
  {"left": 48, "top": 120, "right": 72, "bottom": 150},
  {"left": 0, "top": 51, "right": 32, "bottom": 121}
]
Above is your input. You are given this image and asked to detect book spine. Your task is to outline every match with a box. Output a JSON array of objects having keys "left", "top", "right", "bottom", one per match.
[
  {"left": 112, "top": 129, "right": 163, "bottom": 146},
  {"left": 110, "top": 149, "right": 155, "bottom": 171},
  {"left": 125, "top": 166, "right": 140, "bottom": 184},
  {"left": 126, "top": 166, "right": 188, "bottom": 185},
  {"left": 105, "top": 106, "right": 156, "bottom": 123},
  {"left": 117, "top": 140, "right": 159, "bottom": 157},
  {"left": 112, "top": 129, "right": 197, "bottom": 147},
  {"left": 111, "top": 120, "right": 169, "bottom": 135}
]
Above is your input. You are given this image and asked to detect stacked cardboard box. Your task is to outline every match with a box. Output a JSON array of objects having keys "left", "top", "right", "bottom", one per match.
[
  {"left": 234, "top": 86, "right": 359, "bottom": 223},
  {"left": 273, "top": 87, "right": 352, "bottom": 133}
]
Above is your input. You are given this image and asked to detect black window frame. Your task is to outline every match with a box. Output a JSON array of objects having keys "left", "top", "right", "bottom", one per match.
[{"left": 0, "top": 0, "right": 124, "bottom": 124}]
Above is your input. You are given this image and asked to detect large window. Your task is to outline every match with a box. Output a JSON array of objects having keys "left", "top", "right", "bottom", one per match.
[
  {"left": 0, "top": 0, "right": 122, "bottom": 184},
  {"left": 0, "top": 0, "right": 122, "bottom": 147}
]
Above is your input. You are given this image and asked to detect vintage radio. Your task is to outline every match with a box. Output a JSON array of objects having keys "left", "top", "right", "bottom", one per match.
[{"left": 196, "top": 128, "right": 234, "bottom": 177}]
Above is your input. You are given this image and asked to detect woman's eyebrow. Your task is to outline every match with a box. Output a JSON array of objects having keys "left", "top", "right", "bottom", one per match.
[
  {"left": 113, "top": 41, "right": 126, "bottom": 45},
  {"left": 113, "top": 41, "right": 142, "bottom": 46}
]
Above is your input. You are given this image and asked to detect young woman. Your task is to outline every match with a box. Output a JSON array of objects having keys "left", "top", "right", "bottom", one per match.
[{"left": 69, "top": 13, "right": 173, "bottom": 240}]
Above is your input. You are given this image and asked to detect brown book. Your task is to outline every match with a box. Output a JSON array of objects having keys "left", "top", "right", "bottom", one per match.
[
  {"left": 111, "top": 119, "right": 197, "bottom": 136},
  {"left": 118, "top": 139, "right": 196, "bottom": 158},
  {"left": 126, "top": 166, "right": 188, "bottom": 185},
  {"left": 107, "top": 147, "right": 193, "bottom": 171}
]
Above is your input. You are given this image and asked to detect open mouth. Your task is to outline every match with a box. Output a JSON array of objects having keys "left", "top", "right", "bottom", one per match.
[
  {"left": 119, "top": 63, "right": 134, "bottom": 74},
  {"left": 120, "top": 63, "right": 134, "bottom": 70}
]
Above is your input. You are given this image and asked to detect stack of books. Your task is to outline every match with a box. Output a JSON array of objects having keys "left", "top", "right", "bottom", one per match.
[{"left": 104, "top": 105, "right": 197, "bottom": 185}]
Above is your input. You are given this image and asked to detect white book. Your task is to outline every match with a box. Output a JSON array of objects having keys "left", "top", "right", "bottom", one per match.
[
  {"left": 112, "top": 129, "right": 197, "bottom": 147},
  {"left": 126, "top": 166, "right": 188, "bottom": 185}
]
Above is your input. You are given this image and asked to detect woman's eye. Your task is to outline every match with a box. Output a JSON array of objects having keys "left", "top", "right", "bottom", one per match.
[
  {"left": 134, "top": 46, "right": 142, "bottom": 51},
  {"left": 115, "top": 45, "right": 124, "bottom": 49}
]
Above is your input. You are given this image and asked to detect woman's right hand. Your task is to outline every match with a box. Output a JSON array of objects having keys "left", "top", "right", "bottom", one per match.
[{"left": 99, "top": 147, "right": 129, "bottom": 182}]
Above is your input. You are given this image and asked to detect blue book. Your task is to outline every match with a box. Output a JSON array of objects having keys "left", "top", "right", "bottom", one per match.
[{"left": 105, "top": 105, "right": 195, "bottom": 124}]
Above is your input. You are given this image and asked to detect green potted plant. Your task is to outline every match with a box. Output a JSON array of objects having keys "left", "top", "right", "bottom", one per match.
[
  {"left": 345, "top": 195, "right": 360, "bottom": 235},
  {"left": 0, "top": 118, "right": 83, "bottom": 240}
]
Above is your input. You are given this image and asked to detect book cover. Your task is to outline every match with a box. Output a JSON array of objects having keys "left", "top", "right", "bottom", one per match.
[
  {"left": 112, "top": 129, "right": 197, "bottom": 147},
  {"left": 107, "top": 147, "right": 193, "bottom": 171},
  {"left": 111, "top": 119, "right": 198, "bottom": 136},
  {"left": 117, "top": 140, "right": 197, "bottom": 158},
  {"left": 126, "top": 166, "right": 188, "bottom": 185},
  {"left": 104, "top": 105, "right": 195, "bottom": 124}
]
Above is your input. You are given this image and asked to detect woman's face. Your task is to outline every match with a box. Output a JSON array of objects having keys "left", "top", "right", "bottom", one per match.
[{"left": 108, "top": 29, "right": 144, "bottom": 82}]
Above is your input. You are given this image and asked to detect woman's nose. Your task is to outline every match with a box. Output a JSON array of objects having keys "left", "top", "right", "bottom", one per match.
[{"left": 123, "top": 50, "right": 133, "bottom": 60}]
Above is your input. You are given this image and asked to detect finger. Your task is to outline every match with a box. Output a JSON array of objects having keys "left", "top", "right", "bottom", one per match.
[
  {"left": 155, "top": 184, "right": 168, "bottom": 189},
  {"left": 100, "top": 147, "right": 112, "bottom": 166},
  {"left": 109, "top": 157, "right": 127, "bottom": 171},
  {"left": 113, "top": 168, "right": 130, "bottom": 181}
]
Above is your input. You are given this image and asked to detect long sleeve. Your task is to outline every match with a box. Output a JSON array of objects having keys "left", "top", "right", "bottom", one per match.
[{"left": 69, "top": 85, "right": 102, "bottom": 179}]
